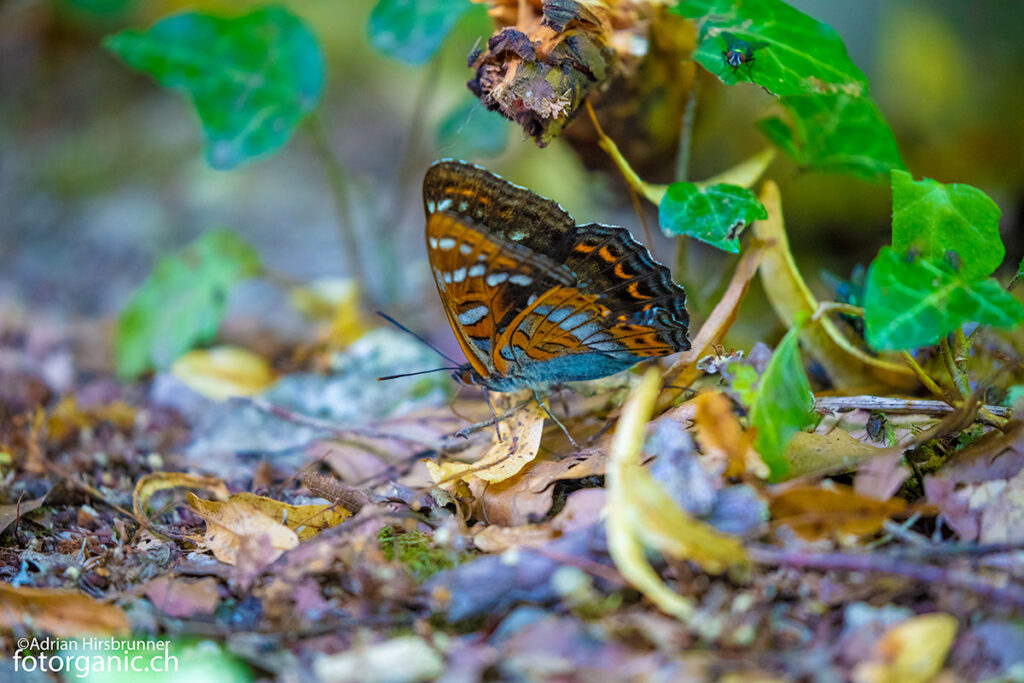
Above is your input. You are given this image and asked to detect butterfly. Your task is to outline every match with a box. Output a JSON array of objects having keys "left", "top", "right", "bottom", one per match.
[{"left": 423, "top": 160, "right": 690, "bottom": 397}]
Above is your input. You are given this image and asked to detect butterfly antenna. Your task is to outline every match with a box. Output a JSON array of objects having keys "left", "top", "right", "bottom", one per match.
[
  {"left": 377, "top": 311, "right": 460, "bottom": 366},
  {"left": 377, "top": 367, "right": 461, "bottom": 382}
]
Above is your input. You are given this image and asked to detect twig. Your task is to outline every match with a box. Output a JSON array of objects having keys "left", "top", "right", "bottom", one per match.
[
  {"left": 941, "top": 337, "right": 971, "bottom": 400},
  {"left": 242, "top": 396, "right": 439, "bottom": 449},
  {"left": 749, "top": 545, "right": 1024, "bottom": 606},
  {"left": 814, "top": 396, "right": 1011, "bottom": 418}
]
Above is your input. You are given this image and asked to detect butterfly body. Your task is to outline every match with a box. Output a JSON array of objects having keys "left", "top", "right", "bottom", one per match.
[{"left": 424, "top": 160, "right": 689, "bottom": 393}]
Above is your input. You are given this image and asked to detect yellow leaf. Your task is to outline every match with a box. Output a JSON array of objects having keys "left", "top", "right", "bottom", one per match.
[
  {"left": 693, "top": 391, "right": 765, "bottom": 478},
  {"left": 852, "top": 613, "right": 958, "bottom": 683},
  {"left": 785, "top": 429, "right": 890, "bottom": 479},
  {"left": 0, "top": 584, "right": 129, "bottom": 637},
  {"left": 607, "top": 369, "right": 748, "bottom": 622},
  {"left": 752, "top": 181, "right": 917, "bottom": 392},
  {"left": 228, "top": 492, "right": 351, "bottom": 541},
  {"left": 187, "top": 492, "right": 298, "bottom": 565},
  {"left": 426, "top": 405, "right": 545, "bottom": 486},
  {"left": 48, "top": 395, "right": 137, "bottom": 442},
  {"left": 133, "top": 472, "right": 230, "bottom": 534},
  {"left": 171, "top": 345, "right": 276, "bottom": 400},
  {"left": 289, "top": 278, "right": 368, "bottom": 348},
  {"left": 770, "top": 483, "right": 910, "bottom": 540}
]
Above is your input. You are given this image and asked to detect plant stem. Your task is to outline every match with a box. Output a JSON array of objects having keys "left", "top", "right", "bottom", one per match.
[
  {"left": 811, "top": 301, "right": 865, "bottom": 322},
  {"left": 306, "top": 113, "right": 374, "bottom": 306},
  {"left": 674, "top": 76, "right": 701, "bottom": 183},
  {"left": 940, "top": 336, "right": 971, "bottom": 400},
  {"left": 584, "top": 99, "right": 661, "bottom": 204},
  {"left": 898, "top": 350, "right": 948, "bottom": 402}
]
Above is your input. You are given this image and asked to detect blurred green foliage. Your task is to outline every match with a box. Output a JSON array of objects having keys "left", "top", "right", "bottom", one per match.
[
  {"left": 105, "top": 6, "right": 324, "bottom": 169},
  {"left": 116, "top": 228, "right": 262, "bottom": 378}
]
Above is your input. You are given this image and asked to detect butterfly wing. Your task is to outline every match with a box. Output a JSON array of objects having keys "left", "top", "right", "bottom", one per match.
[{"left": 423, "top": 160, "right": 689, "bottom": 391}]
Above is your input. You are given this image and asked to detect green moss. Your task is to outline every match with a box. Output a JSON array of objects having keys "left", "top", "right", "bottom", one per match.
[{"left": 377, "top": 526, "right": 469, "bottom": 581}]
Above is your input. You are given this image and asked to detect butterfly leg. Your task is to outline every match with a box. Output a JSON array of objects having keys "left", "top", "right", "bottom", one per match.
[
  {"left": 482, "top": 389, "right": 505, "bottom": 442},
  {"left": 531, "top": 388, "right": 580, "bottom": 450}
]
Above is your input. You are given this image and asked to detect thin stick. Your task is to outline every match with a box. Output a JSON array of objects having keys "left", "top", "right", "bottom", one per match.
[
  {"left": 749, "top": 545, "right": 1024, "bottom": 606},
  {"left": 242, "top": 397, "right": 438, "bottom": 449},
  {"left": 675, "top": 75, "right": 701, "bottom": 183},
  {"left": 814, "top": 396, "right": 1011, "bottom": 418}
]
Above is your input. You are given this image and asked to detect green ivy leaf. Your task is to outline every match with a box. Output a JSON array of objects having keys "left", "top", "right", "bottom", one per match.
[
  {"left": 436, "top": 97, "right": 508, "bottom": 158},
  {"left": 674, "top": 0, "right": 867, "bottom": 96},
  {"left": 891, "top": 170, "right": 1004, "bottom": 280},
  {"left": 863, "top": 246, "right": 1024, "bottom": 351},
  {"left": 658, "top": 182, "right": 767, "bottom": 253},
  {"left": 115, "top": 228, "right": 262, "bottom": 379},
  {"left": 757, "top": 92, "right": 905, "bottom": 181},
  {"left": 104, "top": 7, "right": 324, "bottom": 169},
  {"left": 368, "top": 0, "right": 474, "bottom": 65},
  {"left": 749, "top": 326, "right": 816, "bottom": 481}
]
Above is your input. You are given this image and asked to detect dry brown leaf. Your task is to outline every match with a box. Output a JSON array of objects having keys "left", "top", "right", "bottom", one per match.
[
  {"left": 770, "top": 483, "right": 910, "bottom": 540},
  {"left": 228, "top": 492, "right": 351, "bottom": 541},
  {"left": 0, "top": 490, "right": 49, "bottom": 535},
  {"left": 472, "top": 488, "right": 607, "bottom": 552},
  {"left": 426, "top": 404, "right": 545, "bottom": 487},
  {"left": 187, "top": 492, "right": 299, "bottom": 565},
  {"left": 143, "top": 575, "right": 221, "bottom": 618},
  {"left": 0, "top": 583, "right": 129, "bottom": 636},
  {"left": 171, "top": 345, "right": 277, "bottom": 400},
  {"left": 692, "top": 391, "right": 764, "bottom": 478},
  {"left": 852, "top": 613, "right": 958, "bottom": 683},
  {"left": 752, "top": 181, "right": 917, "bottom": 392}
]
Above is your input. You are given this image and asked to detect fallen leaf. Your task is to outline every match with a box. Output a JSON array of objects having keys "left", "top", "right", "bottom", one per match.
[
  {"left": 188, "top": 492, "right": 299, "bottom": 565},
  {"left": 693, "top": 391, "right": 764, "bottom": 478},
  {"left": 47, "top": 394, "right": 137, "bottom": 442},
  {"left": 785, "top": 428, "right": 891, "bottom": 480},
  {"left": 852, "top": 613, "right": 958, "bottom": 683},
  {"left": 0, "top": 584, "right": 129, "bottom": 636},
  {"left": 144, "top": 575, "right": 221, "bottom": 618},
  {"left": 426, "top": 404, "right": 545, "bottom": 486},
  {"left": 0, "top": 489, "right": 50, "bottom": 535},
  {"left": 472, "top": 488, "right": 607, "bottom": 552},
  {"left": 289, "top": 277, "right": 369, "bottom": 348},
  {"left": 314, "top": 635, "right": 443, "bottom": 683},
  {"left": 133, "top": 472, "right": 230, "bottom": 534},
  {"left": 228, "top": 491, "right": 351, "bottom": 541},
  {"left": 171, "top": 345, "right": 277, "bottom": 400},
  {"left": 752, "top": 180, "right": 918, "bottom": 392},
  {"left": 770, "top": 483, "right": 910, "bottom": 540},
  {"left": 607, "top": 368, "right": 748, "bottom": 622}
]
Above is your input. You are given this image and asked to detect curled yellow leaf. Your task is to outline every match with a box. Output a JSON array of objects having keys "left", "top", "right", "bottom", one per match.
[{"left": 171, "top": 345, "right": 276, "bottom": 400}]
